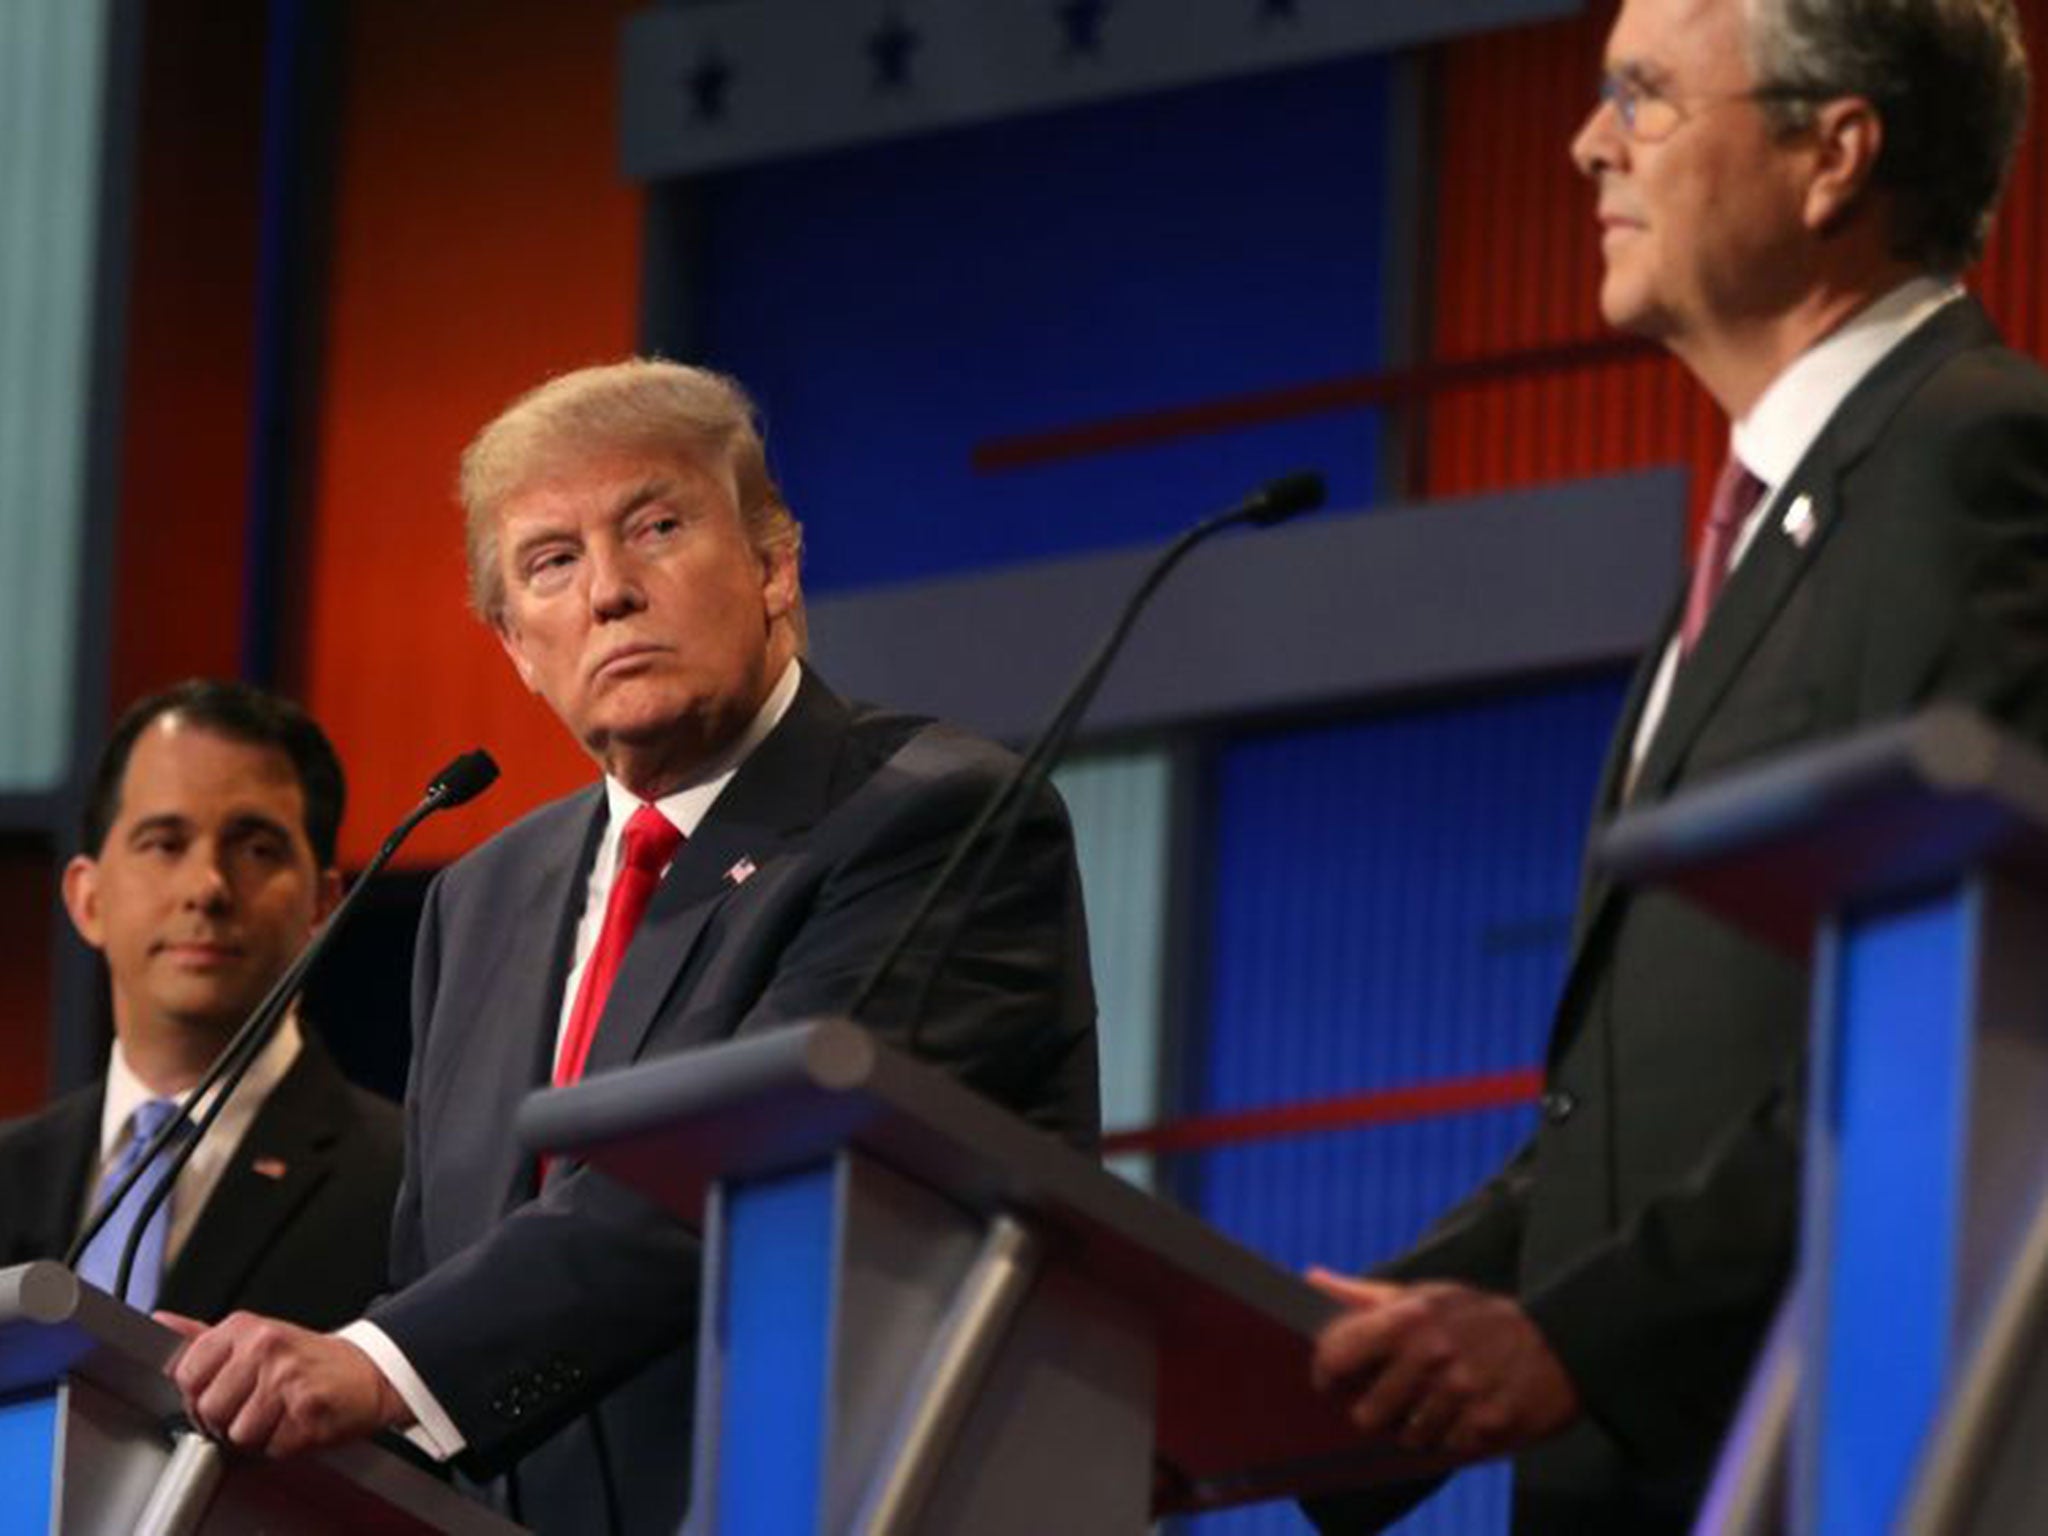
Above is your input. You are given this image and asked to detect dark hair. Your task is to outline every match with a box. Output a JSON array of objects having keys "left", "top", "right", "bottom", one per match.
[
  {"left": 1749, "top": 0, "right": 2030, "bottom": 272},
  {"left": 81, "top": 679, "right": 347, "bottom": 866}
]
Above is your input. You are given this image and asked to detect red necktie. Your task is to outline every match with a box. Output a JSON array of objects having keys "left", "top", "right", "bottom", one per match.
[
  {"left": 1679, "top": 455, "right": 1766, "bottom": 657},
  {"left": 553, "top": 803, "right": 684, "bottom": 1087}
]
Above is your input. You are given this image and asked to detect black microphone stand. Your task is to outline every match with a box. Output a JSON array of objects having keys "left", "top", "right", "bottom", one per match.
[{"left": 842, "top": 472, "right": 1327, "bottom": 1048}]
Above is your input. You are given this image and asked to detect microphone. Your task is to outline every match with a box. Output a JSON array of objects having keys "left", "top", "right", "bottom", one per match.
[
  {"left": 66, "top": 748, "right": 500, "bottom": 1302},
  {"left": 844, "top": 470, "right": 1328, "bottom": 1039}
]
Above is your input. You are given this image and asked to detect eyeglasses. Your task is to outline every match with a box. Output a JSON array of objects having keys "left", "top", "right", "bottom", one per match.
[{"left": 1596, "top": 70, "right": 1826, "bottom": 143}]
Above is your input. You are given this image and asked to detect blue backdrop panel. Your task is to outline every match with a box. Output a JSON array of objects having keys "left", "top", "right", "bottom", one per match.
[
  {"left": 0, "top": 1394, "right": 55, "bottom": 1535},
  {"left": 1187, "top": 673, "right": 1629, "bottom": 1535},
  {"left": 691, "top": 52, "right": 1393, "bottom": 593},
  {"left": 1810, "top": 890, "right": 1971, "bottom": 1536},
  {"left": 711, "top": 1165, "right": 837, "bottom": 1534}
]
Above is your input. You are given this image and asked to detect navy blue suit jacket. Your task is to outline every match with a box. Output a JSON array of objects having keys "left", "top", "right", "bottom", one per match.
[{"left": 370, "top": 669, "right": 1099, "bottom": 1534}]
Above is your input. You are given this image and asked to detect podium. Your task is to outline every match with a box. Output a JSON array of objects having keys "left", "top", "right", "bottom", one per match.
[
  {"left": 0, "top": 1261, "right": 523, "bottom": 1534},
  {"left": 1598, "top": 705, "right": 2048, "bottom": 1535},
  {"left": 518, "top": 1019, "right": 1441, "bottom": 1534}
]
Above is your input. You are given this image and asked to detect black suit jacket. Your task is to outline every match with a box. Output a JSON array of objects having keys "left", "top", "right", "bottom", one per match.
[
  {"left": 1317, "top": 298, "right": 2048, "bottom": 1535},
  {"left": 370, "top": 669, "right": 1099, "bottom": 1535},
  {"left": 0, "top": 1035, "right": 403, "bottom": 1332}
]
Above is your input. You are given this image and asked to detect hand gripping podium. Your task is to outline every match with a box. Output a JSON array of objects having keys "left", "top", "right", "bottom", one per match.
[
  {"left": 517, "top": 1020, "right": 1441, "bottom": 1534},
  {"left": 0, "top": 1261, "right": 524, "bottom": 1534},
  {"left": 1599, "top": 704, "right": 2048, "bottom": 1536}
]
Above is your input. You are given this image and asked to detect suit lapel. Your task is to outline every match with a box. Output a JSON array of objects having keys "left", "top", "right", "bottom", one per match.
[
  {"left": 1561, "top": 594, "right": 1681, "bottom": 963},
  {"left": 474, "top": 791, "right": 607, "bottom": 1212},
  {"left": 1625, "top": 476, "right": 1839, "bottom": 804},
  {"left": 160, "top": 1042, "right": 347, "bottom": 1319},
  {"left": 580, "top": 670, "right": 852, "bottom": 1076}
]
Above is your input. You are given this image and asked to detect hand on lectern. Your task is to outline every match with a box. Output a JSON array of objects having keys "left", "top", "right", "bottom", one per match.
[
  {"left": 1305, "top": 1269, "right": 1581, "bottom": 1460},
  {"left": 158, "top": 1310, "right": 412, "bottom": 1457}
]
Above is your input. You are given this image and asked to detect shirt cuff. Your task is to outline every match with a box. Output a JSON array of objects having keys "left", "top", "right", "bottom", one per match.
[{"left": 335, "top": 1319, "right": 468, "bottom": 1460}]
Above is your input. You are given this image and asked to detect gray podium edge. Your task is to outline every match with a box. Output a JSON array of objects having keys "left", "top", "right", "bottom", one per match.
[
  {"left": 517, "top": 1019, "right": 1444, "bottom": 1514},
  {"left": 0, "top": 1261, "right": 523, "bottom": 1535}
]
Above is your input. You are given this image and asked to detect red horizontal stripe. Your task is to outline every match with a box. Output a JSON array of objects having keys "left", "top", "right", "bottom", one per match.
[
  {"left": 1102, "top": 1067, "right": 1543, "bottom": 1157},
  {"left": 972, "top": 335, "right": 1657, "bottom": 473}
]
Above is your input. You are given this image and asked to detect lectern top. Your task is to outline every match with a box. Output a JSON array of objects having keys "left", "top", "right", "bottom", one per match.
[
  {"left": 520, "top": 1019, "right": 1444, "bottom": 1507},
  {"left": 1599, "top": 705, "right": 2048, "bottom": 954}
]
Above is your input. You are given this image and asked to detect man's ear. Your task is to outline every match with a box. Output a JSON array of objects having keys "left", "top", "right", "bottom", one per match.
[
  {"left": 495, "top": 619, "right": 540, "bottom": 693},
  {"left": 1803, "top": 96, "right": 1884, "bottom": 233},
  {"left": 759, "top": 540, "right": 800, "bottom": 624},
  {"left": 61, "top": 855, "right": 106, "bottom": 951}
]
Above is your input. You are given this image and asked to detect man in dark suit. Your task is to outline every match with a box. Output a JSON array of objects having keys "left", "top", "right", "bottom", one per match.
[
  {"left": 0, "top": 680, "right": 401, "bottom": 1331},
  {"left": 166, "top": 360, "right": 1098, "bottom": 1533},
  {"left": 1307, "top": 1, "right": 2048, "bottom": 1531}
]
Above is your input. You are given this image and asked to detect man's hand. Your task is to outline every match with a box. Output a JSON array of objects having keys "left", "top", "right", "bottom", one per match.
[
  {"left": 1305, "top": 1269, "right": 1581, "bottom": 1460},
  {"left": 159, "top": 1311, "right": 411, "bottom": 1458}
]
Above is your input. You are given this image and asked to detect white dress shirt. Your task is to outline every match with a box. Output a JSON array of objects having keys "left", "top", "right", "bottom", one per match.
[
  {"left": 1625, "top": 277, "right": 1964, "bottom": 783},
  {"left": 344, "top": 657, "right": 803, "bottom": 1458}
]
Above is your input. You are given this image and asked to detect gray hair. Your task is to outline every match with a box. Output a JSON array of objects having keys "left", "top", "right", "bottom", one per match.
[
  {"left": 459, "top": 358, "right": 805, "bottom": 639},
  {"left": 1744, "top": 0, "right": 2029, "bottom": 271}
]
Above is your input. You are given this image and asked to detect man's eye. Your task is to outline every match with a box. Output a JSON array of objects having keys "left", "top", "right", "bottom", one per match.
[{"left": 525, "top": 550, "right": 577, "bottom": 582}]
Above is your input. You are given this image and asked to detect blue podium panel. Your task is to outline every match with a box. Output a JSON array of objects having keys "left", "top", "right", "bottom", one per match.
[
  {"left": 713, "top": 1164, "right": 838, "bottom": 1535},
  {"left": 0, "top": 1393, "right": 55, "bottom": 1535},
  {"left": 1807, "top": 887, "right": 1973, "bottom": 1536}
]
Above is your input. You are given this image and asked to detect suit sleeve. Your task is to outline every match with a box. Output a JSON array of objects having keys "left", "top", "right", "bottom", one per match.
[{"left": 370, "top": 731, "right": 1097, "bottom": 1475}]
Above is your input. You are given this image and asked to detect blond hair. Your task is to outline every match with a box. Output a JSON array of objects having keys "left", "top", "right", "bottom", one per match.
[{"left": 460, "top": 358, "right": 804, "bottom": 639}]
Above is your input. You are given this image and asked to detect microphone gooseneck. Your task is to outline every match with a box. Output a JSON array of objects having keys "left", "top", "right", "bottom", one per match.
[
  {"left": 66, "top": 749, "right": 500, "bottom": 1303},
  {"left": 845, "top": 471, "right": 1328, "bottom": 1044}
]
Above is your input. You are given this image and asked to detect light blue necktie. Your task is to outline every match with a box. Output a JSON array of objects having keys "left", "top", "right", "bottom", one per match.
[{"left": 74, "top": 1097, "right": 186, "bottom": 1312}]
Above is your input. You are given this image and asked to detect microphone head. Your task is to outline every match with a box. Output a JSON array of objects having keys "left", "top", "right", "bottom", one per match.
[
  {"left": 426, "top": 749, "right": 500, "bottom": 809},
  {"left": 1241, "top": 470, "right": 1327, "bottom": 527}
]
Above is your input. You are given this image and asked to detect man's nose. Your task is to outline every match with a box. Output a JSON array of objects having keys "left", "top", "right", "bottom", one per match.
[
  {"left": 587, "top": 545, "right": 648, "bottom": 621},
  {"left": 180, "top": 850, "right": 233, "bottom": 912},
  {"left": 1570, "top": 97, "right": 1623, "bottom": 179}
]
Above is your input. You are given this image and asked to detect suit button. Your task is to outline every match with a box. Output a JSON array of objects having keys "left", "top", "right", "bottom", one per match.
[{"left": 1541, "top": 1089, "right": 1577, "bottom": 1124}]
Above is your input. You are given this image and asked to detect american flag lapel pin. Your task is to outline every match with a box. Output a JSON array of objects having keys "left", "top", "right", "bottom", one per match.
[
  {"left": 252, "top": 1156, "right": 289, "bottom": 1180},
  {"left": 724, "top": 855, "right": 758, "bottom": 888},
  {"left": 1781, "top": 493, "right": 1817, "bottom": 549}
]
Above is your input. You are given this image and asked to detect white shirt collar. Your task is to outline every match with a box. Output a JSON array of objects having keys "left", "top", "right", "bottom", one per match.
[
  {"left": 99, "top": 1011, "right": 304, "bottom": 1161},
  {"left": 1732, "top": 276, "right": 1963, "bottom": 487},
  {"left": 599, "top": 656, "right": 802, "bottom": 843}
]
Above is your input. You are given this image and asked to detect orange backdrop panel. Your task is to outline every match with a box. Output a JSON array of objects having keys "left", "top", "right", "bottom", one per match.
[
  {"left": 1425, "top": 1, "right": 2048, "bottom": 539},
  {"left": 299, "top": 0, "right": 643, "bottom": 867},
  {"left": 1425, "top": 8, "right": 1721, "bottom": 524}
]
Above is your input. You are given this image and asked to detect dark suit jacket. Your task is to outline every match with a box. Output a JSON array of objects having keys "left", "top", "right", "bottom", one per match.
[
  {"left": 0, "top": 1034, "right": 403, "bottom": 1331},
  {"left": 1315, "top": 298, "right": 2048, "bottom": 1535},
  {"left": 370, "top": 669, "right": 1099, "bottom": 1535}
]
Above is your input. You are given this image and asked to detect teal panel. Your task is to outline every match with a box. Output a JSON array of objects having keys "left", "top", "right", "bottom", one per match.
[
  {"left": 0, "top": 0, "right": 111, "bottom": 792},
  {"left": 1054, "top": 748, "right": 1172, "bottom": 1189}
]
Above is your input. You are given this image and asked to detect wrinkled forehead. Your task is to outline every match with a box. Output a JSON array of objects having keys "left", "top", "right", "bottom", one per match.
[{"left": 493, "top": 435, "right": 744, "bottom": 530}]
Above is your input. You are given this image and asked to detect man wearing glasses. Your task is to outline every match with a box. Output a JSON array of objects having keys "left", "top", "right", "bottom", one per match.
[{"left": 1309, "top": 1, "right": 2048, "bottom": 1531}]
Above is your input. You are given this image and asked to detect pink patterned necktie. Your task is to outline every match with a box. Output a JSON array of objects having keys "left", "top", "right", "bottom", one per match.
[
  {"left": 1680, "top": 455, "right": 1767, "bottom": 657},
  {"left": 553, "top": 803, "right": 684, "bottom": 1087}
]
